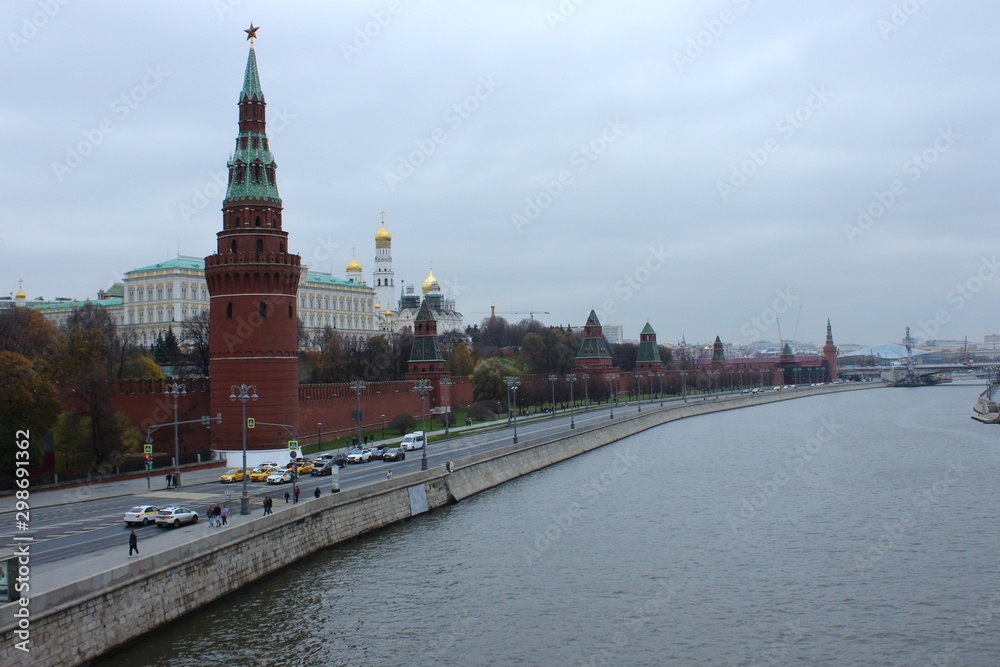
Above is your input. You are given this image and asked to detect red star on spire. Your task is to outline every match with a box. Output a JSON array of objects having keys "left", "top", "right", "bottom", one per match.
[{"left": 244, "top": 23, "right": 259, "bottom": 41}]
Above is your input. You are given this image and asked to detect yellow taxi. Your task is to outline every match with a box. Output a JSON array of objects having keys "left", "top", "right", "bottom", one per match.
[
  {"left": 219, "top": 468, "right": 246, "bottom": 483},
  {"left": 249, "top": 466, "right": 278, "bottom": 482},
  {"left": 294, "top": 460, "right": 315, "bottom": 475}
]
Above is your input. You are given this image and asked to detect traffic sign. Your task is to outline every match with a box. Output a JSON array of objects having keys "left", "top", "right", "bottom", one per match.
[
  {"left": 143, "top": 444, "right": 153, "bottom": 454},
  {"left": 288, "top": 439, "right": 299, "bottom": 450},
  {"left": 289, "top": 450, "right": 298, "bottom": 459},
  {"left": 247, "top": 417, "right": 255, "bottom": 429}
]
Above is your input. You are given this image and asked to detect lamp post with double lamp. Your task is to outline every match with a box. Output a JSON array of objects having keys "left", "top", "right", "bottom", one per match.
[
  {"left": 565, "top": 374, "right": 577, "bottom": 429},
  {"left": 504, "top": 376, "right": 521, "bottom": 443},
  {"left": 647, "top": 372, "right": 654, "bottom": 409},
  {"left": 317, "top": 422, "right": 322, "bottom": 448},
  {"left": 349, "top": 380, "right": 366, "bottom": 447},
  {"left": 680, "top": 370, "right": 688, "bottom": 403},
  {"left": 657, "top": 372, "right": 664, "bottom": 407},
  {"left": 412, "top": 379, "right": 432, "bottom": 470},
  {"left": 164, "top": 381, "right": 187, "bottom": 487},
  {"left": 548, "top": 374, "right": 558, "bottom": 418},
  {"left": 635, "top": 374, "right": 642, "bottom": 413},
  {"left": 439, "top": 377, "right": 454, "bottom": 439},
  {"left": 229, "top": 383, "right": 258, "bottom": 515},
  {"left": 581, "top": 373, "right": 590, "bottom": 411},
  {"left": 381, "top": 413, "right": 385, "bottom": 440},
  {"left": 607, "top": 373, "right": 619, "bottom": 419}
]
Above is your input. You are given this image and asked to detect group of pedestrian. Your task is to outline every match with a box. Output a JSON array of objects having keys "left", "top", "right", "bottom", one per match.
[
  {"left": 263, "top": 496, "right": 273, "bottom": 514},
  {"left": 164, "top": 473, "right": 179, "bottom": 489},
  {"left": 208, "top": 503, "right": 229, "bottom": 527}
]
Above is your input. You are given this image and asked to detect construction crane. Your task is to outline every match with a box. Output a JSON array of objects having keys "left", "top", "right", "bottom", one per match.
[{"left": 471, "top": 304, "right": 552, "bottom": 321}]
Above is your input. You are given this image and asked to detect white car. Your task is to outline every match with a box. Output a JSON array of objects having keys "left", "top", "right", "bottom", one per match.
[
  {"left": 266, "top": 469, "right": 294, "bottom": 484},
  {"left": 400, "top": 431, "right": 425, "bottom": 451},
  {"left": 346, "top": 448, "right": 372, "bottom": 464},
  {"left": 155, "top": 506, "right": 199, "bottom": 528},
  {"left": 123, "top": 505, "right": 161, "bottom": 526}
]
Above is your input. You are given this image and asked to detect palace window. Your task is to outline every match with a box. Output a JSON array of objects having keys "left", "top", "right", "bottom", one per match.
[
  {"left": 166, "top": 286, "right": 172, "bottom": 299},
  {"left": 181, "top": 285, "right": 187, "bottom": 299}
]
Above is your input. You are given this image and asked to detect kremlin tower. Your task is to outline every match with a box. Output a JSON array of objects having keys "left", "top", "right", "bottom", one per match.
[
  {"left": 823, "top": 319, "right": 839, "bottom": 381},
  {"left": 204, "top": 26, "right": 301, "bottom": 458}
]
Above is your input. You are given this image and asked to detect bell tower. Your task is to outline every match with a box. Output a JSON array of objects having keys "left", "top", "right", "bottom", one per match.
[{"left": 205, "top": 26, "right": 301, "bottom": 456}]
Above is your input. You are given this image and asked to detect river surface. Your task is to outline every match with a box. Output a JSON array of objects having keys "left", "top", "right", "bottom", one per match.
[{"left": 98, "top": 382, "right": 1000, "bottom": 666}]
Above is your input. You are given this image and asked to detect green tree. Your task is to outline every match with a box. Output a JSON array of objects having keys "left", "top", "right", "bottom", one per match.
[
  {"left": 448, "top": 341, "right": 475, "bottom": 377},
  {"left": 0, "top": 351, "right": 61, "bottom": 475},
  {"left": 472, "top": 358, "right": 516, "bottom": 403}
]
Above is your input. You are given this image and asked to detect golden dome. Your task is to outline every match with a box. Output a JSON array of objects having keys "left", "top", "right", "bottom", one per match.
[
  {"left": 375, "top": 220, "right": 392, "bottom": 243},
  {"left": 421, "top": 267, "right": 439, "bottom": 294},
  {"left": 384, "top": 309, "right": 393, "bottom": 317},
  {"left": 14, "top": 279, "right": 25, "bottom": 299},
  {"left": 346, "top": 249, "right": 362, "bottom": 273}
]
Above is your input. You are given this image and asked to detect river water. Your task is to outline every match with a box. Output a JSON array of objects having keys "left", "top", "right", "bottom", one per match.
[{"left": 98, "top": 382, "right": 1000, "bottom": 666}]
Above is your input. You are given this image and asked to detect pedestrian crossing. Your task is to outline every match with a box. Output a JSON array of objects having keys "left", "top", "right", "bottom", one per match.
[{"left": 145, "top": 491, "right": 220, "bottom": 501}]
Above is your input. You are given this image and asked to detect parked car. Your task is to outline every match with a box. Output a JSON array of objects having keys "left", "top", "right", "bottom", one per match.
[
  {"left": 382, "top": 447, "right": 405, "bottom": 462},
  {"left": 314, "top": 453, "right": 335, "bottom": 462},
  {"left": 371, "top": 445, "right": 389, "bottom": 460},
  {"left": 290, "top": 459, "right": 314, "bottom": 475},
  {"left": 123, "top": 505, "right": 160, "bottom": 526},
  {"left": 347, "top": 448, "right": 372, "bottom": 464},
  {"left": 219, "top": 468, "right": 246, "bottom": 483},
  {"left": 332, "top": 453, "right": 348, "bottom": 468},
  {"left": 155, "top": 506, "right": 199, "bottom": 528},
  {"left": 400, "top": 431, "right": 425, "bottom": 451},
  {"left": 266, "top": 469, "right": 294, "bottom": 484}
]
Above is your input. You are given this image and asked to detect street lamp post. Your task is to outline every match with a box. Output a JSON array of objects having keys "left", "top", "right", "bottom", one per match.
[
  {"left": 607, "top": 373, "right": 619, "bottom": 419},
  {"left": 636, "top": 374, "right": 642, "bottom": 413},
  {"left": 657, "top": 372, "right": 664, "bottom": 407},
  {"left": 566, "top": 374, "right": 577, "bottom": 429},
  {"left": 582, "top": 373, "right": 590, "bottom": 411},
  {"left": 229, "top": 383, "right": 258, "bottom": 515},
  {"left": 381, "top": 413, "right": 385, "bottom": 440},
  {"left": 164, "top": 381, "right": 187, "bottom": 488},
  {"left": 647, "top": 372, "right": 654, "bottom": 409},
  {"left": 504, "top": 376, "right": 521, "bottom": 443},
  {"left": 349, "top": 380, "right": 366, "bottom": 447},
  {"left": 317, "top": 421, "right": 322, "bottom": 448},
  {"left": 548, "top": 374, "right": 558, "bottom": 418},
  {"left": 729, "top": 368, "right": 734, "bottom": 393},
  {"left": 412, "top": 379, "right": 432, "bottom": 470},
  {"left": 680, "top": 370, "right": 688, "bottom": 402},
  {"left": 440, "top": 377, "right": 454, "bottom": 439}
]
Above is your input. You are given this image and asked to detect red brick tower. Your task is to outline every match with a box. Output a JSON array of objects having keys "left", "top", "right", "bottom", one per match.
[
  {"left": 575, "top": 309, "right": 615, "bottom": 374},
  {"left": 823, "top": 319, "right": 839, "bottom": 381},
  {"left": 406, "top": 299, "right": 447, "bottom": 378},
  {"left": 205, "top": 31, "right": 301, "bottom": 454}
]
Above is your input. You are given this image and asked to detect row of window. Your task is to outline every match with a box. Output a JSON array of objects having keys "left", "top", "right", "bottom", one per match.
[
  {"left": 128, "top": 284, "right": 207, "bottom": 303},
  {"left": 300, "top": 293, "right": 371, "bottom": 312},
  {"left": 304, "top": 313, "right": 373, "bottom": 330},
  {"left": 127, "top": 305, "right": 208, "bottom": 325}
]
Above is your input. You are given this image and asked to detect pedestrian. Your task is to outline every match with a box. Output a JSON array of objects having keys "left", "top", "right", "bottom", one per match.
[
  {"left": 172, "top": 473, "right": 179, "bottom": 489},
  {"left": 386, "top": 469, "right": 393, "bottom": 480},
  {"left": 314, "top": 486, "right": 320, "bottom": 499},
  {"left": 165, "top": 473, "right": 172, "bottom": 489},
  {"left": 294, "top": 485, "right": 301, "bottom": 503},
  {"left": 284, "top": 490, "right": 290, "bottom": 504},
  {"left": 128, "top": 530, "right": 139, "bottom": 558},
  {"left": 263, "top": 496, "right": 272, "bottom": 515},
  {"left": 220, "top": 505, "right": 229, "bottom": 526},
  {"left": 212, "top": 504, "right": 221, "bottom": 527}
]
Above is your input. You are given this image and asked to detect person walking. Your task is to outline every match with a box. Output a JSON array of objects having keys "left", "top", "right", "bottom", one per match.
[
  {"left": 284, "top": 490, "right": 290, "bottom": 504},
  {"left": 128, "top": 530, "right": 139, "bottom": 558},
  {"left": 263, "top": 496, "right": 272, "bottom": 515},
  {"left": 294, "top": 485, "right": 301, "bottom": 503},
  {"left": 313, "top": 486, "right": 320, "bottom": 499},
  {"left": 386, "top": 469, "right": 393, "bottom": 480},
  {"left": 220, "top": 505, "right": 229, "bottom": 526},
  {"left": 165, "top": 473, "right": 172, "bottom": 489}
]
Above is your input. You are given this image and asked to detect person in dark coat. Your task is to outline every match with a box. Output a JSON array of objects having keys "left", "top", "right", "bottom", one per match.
[
  {"left": 128, "top": 530, "right": 139, "bottom": 558},
  {"left": 313, "top": 486, "right": 320, "bottom": 499},
  {"left": 284, "top": 491, "right": 290, "bottom": 503},
  {"left": 294, "top": 485, "right": 301, "bottom": 503}
]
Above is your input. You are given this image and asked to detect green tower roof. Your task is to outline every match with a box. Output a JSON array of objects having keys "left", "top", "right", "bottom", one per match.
[{"left": 241, "top": 44, "right": 263, "bottom": 101}]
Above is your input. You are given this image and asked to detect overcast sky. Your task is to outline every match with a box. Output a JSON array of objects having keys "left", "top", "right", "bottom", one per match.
[{"left": 3, "top": 1, "right": 998, "bottom": 348}]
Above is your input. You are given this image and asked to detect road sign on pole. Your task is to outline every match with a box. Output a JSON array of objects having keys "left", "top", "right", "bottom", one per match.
[
  {"left": 288, "top": 440, "right": 299, "bottom": 450},
  {"left": 247, "top": 417, "right": 255, "bottom": 429},
  {"left": 143, "top": 444, "right": 153, "bottom": 454}
]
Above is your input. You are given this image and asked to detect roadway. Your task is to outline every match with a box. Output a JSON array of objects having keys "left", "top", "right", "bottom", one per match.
[{"left": 0, "top": 388, "right": 811, "bottom": 568}]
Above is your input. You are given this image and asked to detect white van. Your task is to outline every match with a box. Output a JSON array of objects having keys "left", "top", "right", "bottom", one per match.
[{"left": 400, "top": 431, "right": 425, "bottom": 451}]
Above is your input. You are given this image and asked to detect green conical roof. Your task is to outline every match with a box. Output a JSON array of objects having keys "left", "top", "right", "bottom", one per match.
[
  {"left": 241, "top": 45, "right": 263, "bottom": 101},
  {"left": 585, "top": 309, "right": 601, "bottom": 327},
  {"left": 640, "top": 322, "right": 655, "bottom": 335}
]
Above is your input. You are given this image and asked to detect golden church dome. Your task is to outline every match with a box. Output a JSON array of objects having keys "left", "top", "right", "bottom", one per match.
[
  {"left": 421, "top": 267, "right": 439, "bottom": 294},
  {"left": 375, "top": 221, "right": 392, "bottom": 243},
  {"left": 346, "top": 257, "right": 362, "bottom": 272}
]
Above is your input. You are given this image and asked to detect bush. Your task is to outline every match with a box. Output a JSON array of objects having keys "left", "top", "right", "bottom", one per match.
[
  {"left": 389, "top": 413, "right": 416, "bottom": 435},
  {"left": 468, "top": 401, "right": 497, "bottom": 422}
]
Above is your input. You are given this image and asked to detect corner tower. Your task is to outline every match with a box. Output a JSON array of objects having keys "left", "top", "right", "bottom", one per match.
[
  {"left": 204, "top": 29, "right": 301, "bottom": 458},
  {"left": 823, "top": 319, "right": 839, "bottom": 381}
]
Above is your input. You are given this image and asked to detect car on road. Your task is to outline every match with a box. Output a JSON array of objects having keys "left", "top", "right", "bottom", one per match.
[
  {"left": 249, "top": 466, "right": 279, "bottom": 482},
  {"left": 267, "top": 469, "right": 294, "bottom": 484},
  {"left": 400, "top": 431, "right": 425, "bottom": 451},
  {"left": 371, "top": 445, "right": 389, "bottom": 460},
  {"left": 382, "top": 447, "right": 405, "bottom": 462},
  {"left": 293, "top": 459, "right": 315, "bottom": 475},
  {"left": 219, "top": 468, "right": 246, "bottom": 483},
  {"left": 123, "top": 505, "right": 161, "bottom": 526},
  {"left": 155, "top": 506, "right": 199, "bottom": 528},
  {"left": 311, "top": 460, "right": 337, "bottom": 476},
  {"left": 346, "top": 448, "right": 372, "bottom": 464}
]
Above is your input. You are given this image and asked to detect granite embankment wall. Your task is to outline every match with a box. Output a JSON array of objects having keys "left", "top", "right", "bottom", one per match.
[{"left": 0, "top": 383, "right": 873, "bottom": 666}]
